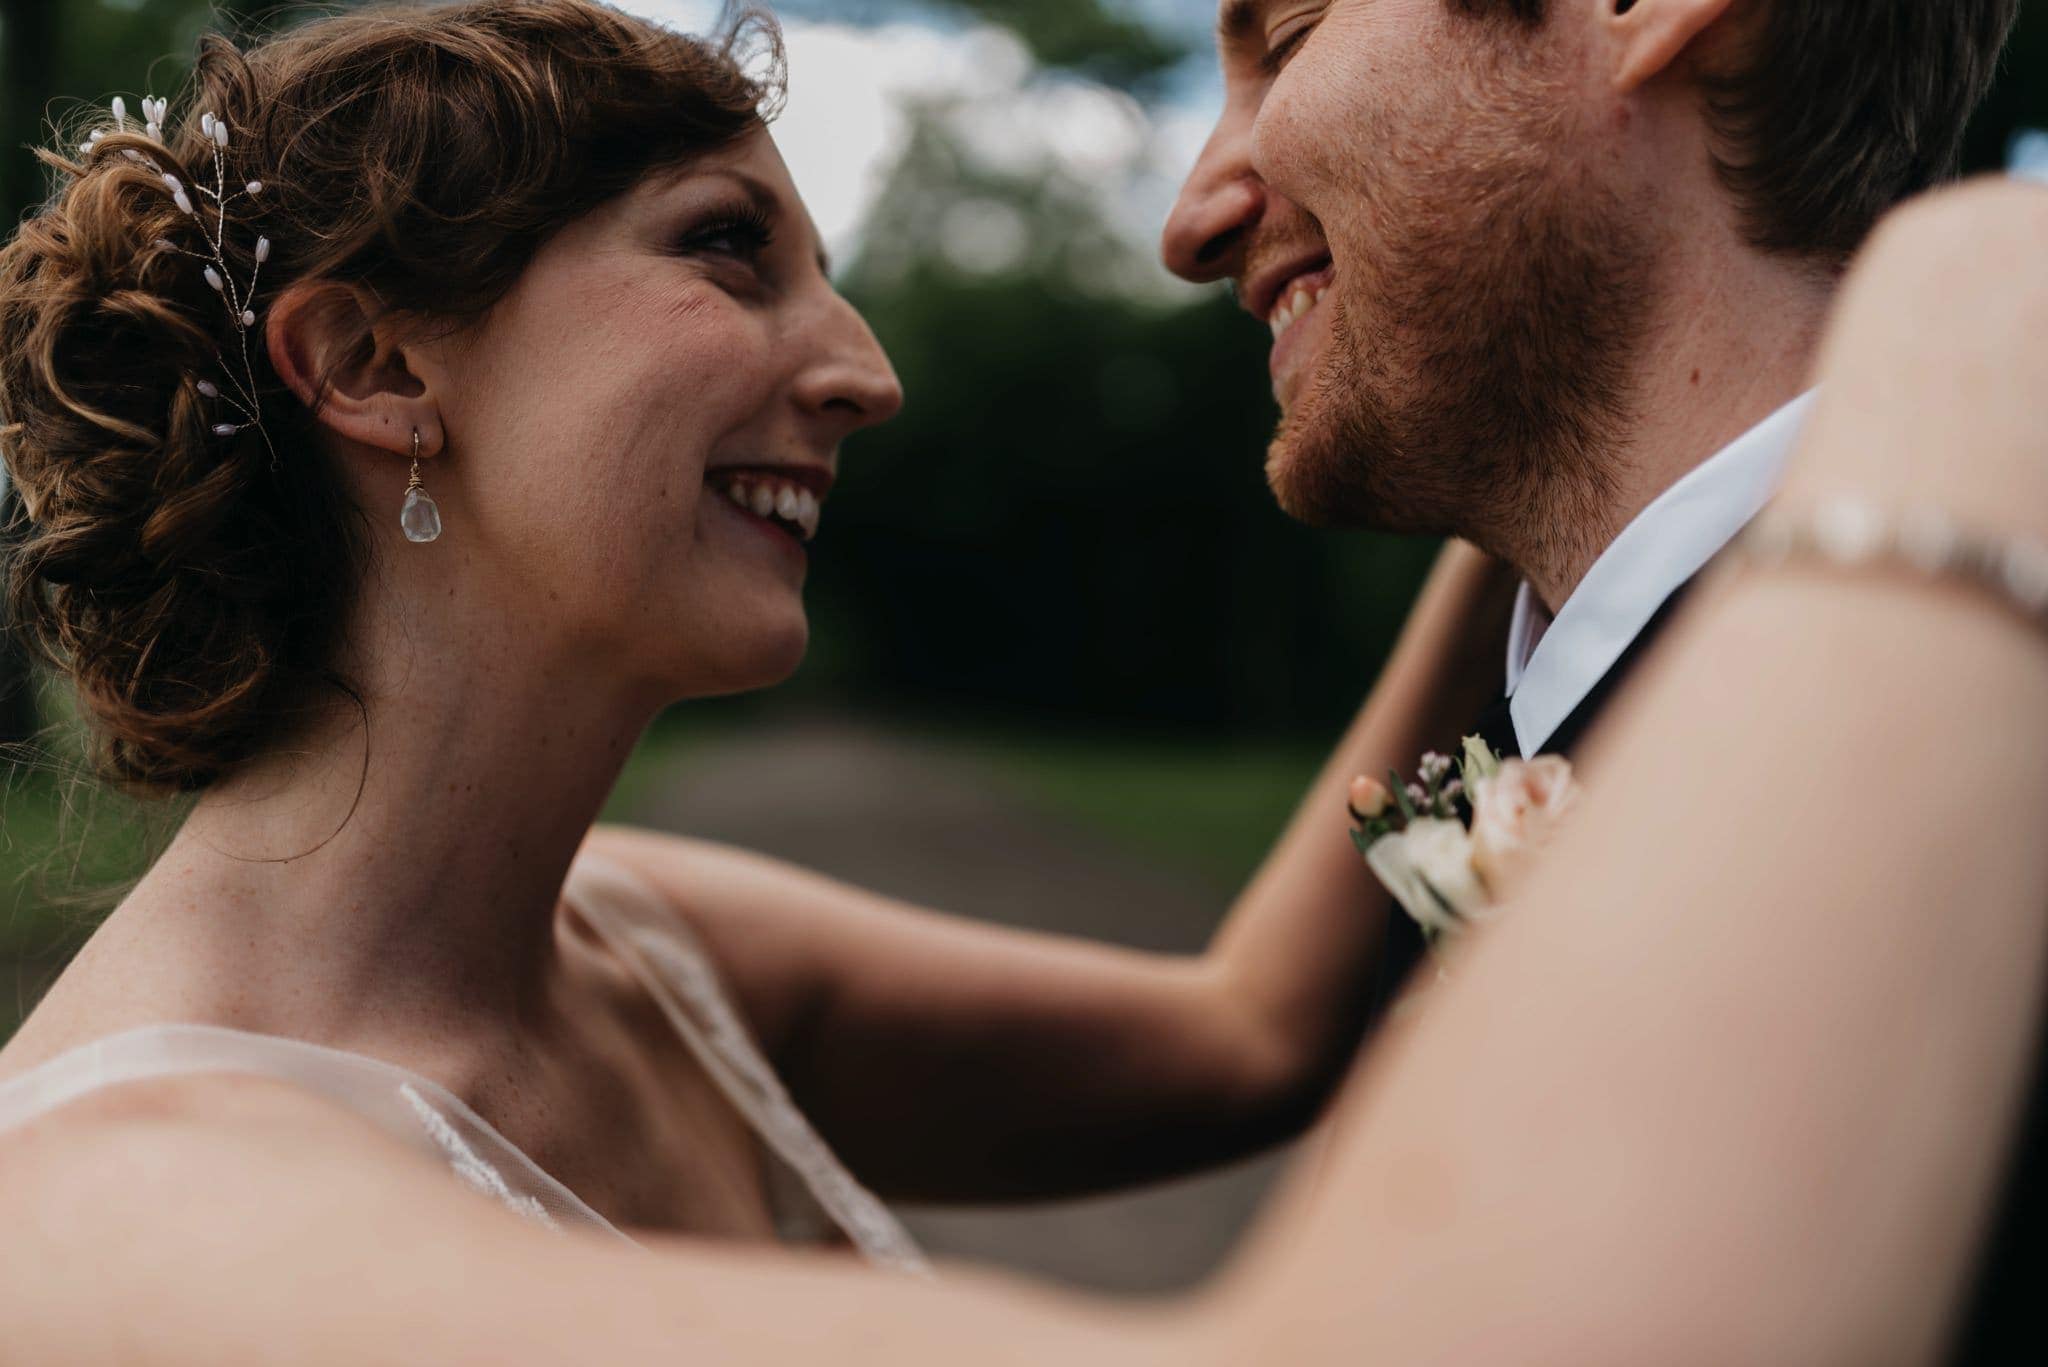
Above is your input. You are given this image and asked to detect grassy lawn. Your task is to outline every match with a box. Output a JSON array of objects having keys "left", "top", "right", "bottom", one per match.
[
  {"left": 961, "top": 729, "right": 1324, "bottom": 893},
  {"left": 2, "top": 715, "right": 1324, "bottom": 1042},
  {"left": 2, "top": 770, "right": 160, "bottom": 956},
  {"left": 0, "top": 718, "right": 700, "bottom": 1042}
]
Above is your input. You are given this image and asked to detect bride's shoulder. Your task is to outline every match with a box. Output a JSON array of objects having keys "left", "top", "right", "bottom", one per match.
[
  {"left": 0, "top": 1068, "right": 579, "bottom": 1367},
  {"left": 0, "top": 1067, "right": 418, "bottom": 1187}
]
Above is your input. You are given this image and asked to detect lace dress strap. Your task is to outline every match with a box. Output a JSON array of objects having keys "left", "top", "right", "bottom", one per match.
[{"left": 562, "top": 850, "right": 930, "bottom": 1276}]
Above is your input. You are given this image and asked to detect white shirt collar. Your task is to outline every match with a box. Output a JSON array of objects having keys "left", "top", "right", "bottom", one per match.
[{"left": 1503, "top": 390, "right": 1817, "bottom": 756}]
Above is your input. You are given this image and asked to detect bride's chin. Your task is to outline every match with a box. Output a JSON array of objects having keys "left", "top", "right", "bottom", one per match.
[{"left": 697, "top": 620, "right": 811, "bottom": 698}]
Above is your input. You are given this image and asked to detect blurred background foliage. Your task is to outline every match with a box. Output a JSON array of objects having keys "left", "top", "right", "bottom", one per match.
[
  {"left": 0, "top": 0, "right": 2043, "bottom": 1028},
  {"left": 4, "top": 0, "right": 2041, "bottom": 747}
]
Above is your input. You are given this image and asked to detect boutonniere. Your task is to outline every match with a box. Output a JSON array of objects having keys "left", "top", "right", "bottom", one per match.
[{"left": 1350, "top": 736, "right": 1580, "bottom": 946}]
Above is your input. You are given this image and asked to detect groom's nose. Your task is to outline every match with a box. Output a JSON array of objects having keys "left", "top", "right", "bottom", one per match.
[{"left": 1162, "top": 113, "right": 1265, "bottom": 285}]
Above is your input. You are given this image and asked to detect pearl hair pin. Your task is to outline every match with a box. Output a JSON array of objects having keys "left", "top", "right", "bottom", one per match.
[{"left": 81, "top": 89, "right": 279, "bottom": 470}]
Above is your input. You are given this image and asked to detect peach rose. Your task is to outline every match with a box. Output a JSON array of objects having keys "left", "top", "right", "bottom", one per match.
[
  {"left": 1349, "top": 775, "right": 1393, "bottom": 821},
  {"left": 1468, "top": 756, "right": 1580, "bottom": 900}
]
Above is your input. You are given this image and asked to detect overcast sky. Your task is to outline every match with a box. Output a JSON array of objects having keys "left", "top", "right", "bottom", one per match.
[{"left": 619, "top": 1, "right": 1223, "bottom": 294}]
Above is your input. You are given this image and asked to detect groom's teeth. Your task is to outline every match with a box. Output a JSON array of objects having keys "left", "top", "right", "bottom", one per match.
[{"left": 1268, "top": 281, "right": 1328, "bottom": 342}]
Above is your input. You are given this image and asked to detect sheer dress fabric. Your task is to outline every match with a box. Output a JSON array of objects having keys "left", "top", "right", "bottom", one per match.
[{"left": 0, "top": 850, "right": 928, "bottom": 1275}]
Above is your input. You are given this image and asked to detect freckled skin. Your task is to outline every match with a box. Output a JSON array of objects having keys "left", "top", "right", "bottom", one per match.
[
  {"left": 422, "top": 131, "right": 900, "bottom": 703},
  {"left": 1245, "top": 3, "right": 1654, "bottom": 548}
]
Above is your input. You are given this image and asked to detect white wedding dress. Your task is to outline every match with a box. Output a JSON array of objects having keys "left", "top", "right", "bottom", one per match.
[{"left": 0, "top": 849, "right": 929, "bottom": 1274}]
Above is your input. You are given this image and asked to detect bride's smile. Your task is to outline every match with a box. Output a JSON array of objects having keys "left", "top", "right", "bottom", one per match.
[{"left": 408, "top": 132, "right": 898, "bottom": 699}]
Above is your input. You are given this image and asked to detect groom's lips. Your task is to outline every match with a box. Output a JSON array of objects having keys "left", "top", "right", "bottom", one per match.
[{"left": 1241, "top": 252, "right": 1335, "bottom": 330}]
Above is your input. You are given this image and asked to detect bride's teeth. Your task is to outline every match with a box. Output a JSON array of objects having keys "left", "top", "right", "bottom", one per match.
[
  {"left": 749, "top": 483, "right": 777, "bottom": 518},
  {"left": 775, "top": 484, "right": 801, "bottom": 520},
  {"left": 725, "top": 480, "right": 751, "bottom": 508},
  {"left": 794, "top": 488, "right": 820, "bottom": 540}
]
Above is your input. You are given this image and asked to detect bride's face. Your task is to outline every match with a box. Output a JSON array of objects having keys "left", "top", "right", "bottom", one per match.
[{"left": 435, "top": 129, "right": 900, "bottom": 699}]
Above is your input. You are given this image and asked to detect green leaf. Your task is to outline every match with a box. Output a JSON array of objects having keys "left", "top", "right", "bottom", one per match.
[{"left": 1388, "top": 768, "right": 1417, "bottom": 821}]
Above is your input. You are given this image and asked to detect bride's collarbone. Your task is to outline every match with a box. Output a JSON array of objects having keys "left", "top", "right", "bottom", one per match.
[{"left": 502, "top": 961, "right": 783, "bottom": 1238}]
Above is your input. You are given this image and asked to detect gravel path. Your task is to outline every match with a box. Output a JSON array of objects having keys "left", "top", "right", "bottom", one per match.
[{"left": 625, "top": 716, "right": 1294, "bottom": 1295}]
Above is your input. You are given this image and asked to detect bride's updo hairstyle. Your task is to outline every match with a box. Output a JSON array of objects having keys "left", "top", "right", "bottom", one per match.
[{"left": 0, "top": 0, "right": 782, "bottom": 795}]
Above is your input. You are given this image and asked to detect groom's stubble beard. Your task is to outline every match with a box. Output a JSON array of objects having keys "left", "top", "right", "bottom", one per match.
[{"left": 1265, "top": 37, "right": 1657, "bottom": 575}]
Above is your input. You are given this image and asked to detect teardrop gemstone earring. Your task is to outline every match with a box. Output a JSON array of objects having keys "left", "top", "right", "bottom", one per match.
[{"left": 400, "top": 426, "right": 442, "bottom": 543}]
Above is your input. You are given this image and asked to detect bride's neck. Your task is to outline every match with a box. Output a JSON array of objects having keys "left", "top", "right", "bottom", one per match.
[{"left": 129, "top": 614, "right": 666, "bottom": 1036}]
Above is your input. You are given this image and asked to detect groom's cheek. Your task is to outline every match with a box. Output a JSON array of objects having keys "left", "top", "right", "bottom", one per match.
[
  {"left": 1249, "top": 74, "right": 1323, "bottom": 207},
  {"left": 1250, "top": 33, "right": 1369, "bottom": 213}
]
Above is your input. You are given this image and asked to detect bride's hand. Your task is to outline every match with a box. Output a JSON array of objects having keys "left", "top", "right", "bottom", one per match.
[{"left": 1780, "top": 178, "right": 2048, "bottom": 538}]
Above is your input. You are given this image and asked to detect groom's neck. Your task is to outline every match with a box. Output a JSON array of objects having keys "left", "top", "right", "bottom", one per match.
[{"left": 1504, "top": 244, "right": 1836, "bottom": 616}]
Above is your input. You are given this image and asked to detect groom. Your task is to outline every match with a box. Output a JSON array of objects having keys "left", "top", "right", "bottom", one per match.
[{"left": 1161, "top": 0, "right": 2018, "bottom": 993}]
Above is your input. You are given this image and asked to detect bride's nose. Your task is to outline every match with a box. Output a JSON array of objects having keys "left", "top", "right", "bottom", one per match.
[{"left": 794, "top": 292, "right": 904, "bottom": 433}]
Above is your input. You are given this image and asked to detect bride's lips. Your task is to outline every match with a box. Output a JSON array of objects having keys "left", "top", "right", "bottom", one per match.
[{"left": 704, "top": 463, "right": 832, "bottom": 558}]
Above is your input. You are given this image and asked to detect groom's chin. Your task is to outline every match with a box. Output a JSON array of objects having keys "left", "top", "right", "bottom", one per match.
[{"left": 1264, "top": 419, "right": 1368, "bottom": 530}]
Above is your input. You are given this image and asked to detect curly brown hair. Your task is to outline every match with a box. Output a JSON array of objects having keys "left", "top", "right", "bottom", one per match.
[{"left": 0, "top": 0, "right": 781, "bottom": 796}]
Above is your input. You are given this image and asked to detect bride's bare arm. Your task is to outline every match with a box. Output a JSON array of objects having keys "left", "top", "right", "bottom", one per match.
[
  {"left": 0, "top": 1072, "right": 1209, "bottom": 1366},
  {"left": 583, "top": 542, "right": 1516, "bottom": 1200},
  {"left": 1224, "top": 181, "right": 2048, "bottom": 1363},
  {"left": 3, "top": 180, "right": 2043, "bottom": 1367}
]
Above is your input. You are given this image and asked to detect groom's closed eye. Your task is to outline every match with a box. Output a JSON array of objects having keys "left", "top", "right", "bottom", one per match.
[{"left": 1259, "top": 21, "right": 1317, "bottom": 75}]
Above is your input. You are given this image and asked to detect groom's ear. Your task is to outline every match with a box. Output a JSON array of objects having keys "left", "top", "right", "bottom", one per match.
[{"left": 1606, "top": 0, "right": 1744, "bottom": 95}]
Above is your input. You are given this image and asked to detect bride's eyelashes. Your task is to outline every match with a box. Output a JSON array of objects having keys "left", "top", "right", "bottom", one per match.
[{"left": 671, "top": 202, "right": 777, "bottom": 267}]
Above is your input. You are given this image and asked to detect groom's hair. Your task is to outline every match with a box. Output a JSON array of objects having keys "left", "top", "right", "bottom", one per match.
[{"left": 1452, "top": 0, "right": 2021, "bottom": 265}]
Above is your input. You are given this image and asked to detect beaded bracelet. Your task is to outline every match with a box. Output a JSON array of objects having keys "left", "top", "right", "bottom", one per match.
[{"left": 1724, "top": 498, "right": 2048, "bottom": 635}]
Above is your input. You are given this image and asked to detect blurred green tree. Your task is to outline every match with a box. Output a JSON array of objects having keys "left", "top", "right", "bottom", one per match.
[
  {"left": 2, "top": 0, "right": 2044, "bottom": 748},
  {"left": 773, "top": 0, "right": 1185, "bottom": 89},
  {"left": 810, "top": 102, "right": 1440, "bottom": 737}
]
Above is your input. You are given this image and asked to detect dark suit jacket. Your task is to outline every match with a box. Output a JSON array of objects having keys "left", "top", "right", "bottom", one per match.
[{"left": 1361, "top": 581, "right": 2042, "bottom": 1362}]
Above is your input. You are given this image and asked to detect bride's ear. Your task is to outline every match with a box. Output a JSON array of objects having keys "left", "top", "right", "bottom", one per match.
[
  {"left": 265, "top": 279, "right": 447, "bottom": 460},
  {"left": 1607, "top": 0, "right": 1743, "bottom": 95}
]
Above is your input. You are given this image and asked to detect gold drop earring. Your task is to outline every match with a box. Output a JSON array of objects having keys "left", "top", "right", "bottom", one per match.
[{"left": 400, "top": 426, "right": 442, "bottom": 543}]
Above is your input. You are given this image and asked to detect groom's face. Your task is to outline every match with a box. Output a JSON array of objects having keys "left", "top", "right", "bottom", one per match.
[{"left": 1166, "top": 1, "right": 1653, "bottom": 537}]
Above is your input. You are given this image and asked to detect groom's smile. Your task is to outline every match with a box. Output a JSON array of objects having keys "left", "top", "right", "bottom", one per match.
[
  {"left": 1167, "top": 0, "right": 1672, "bottom": 532},
  {"left": 1243, "top": 251, "right": 1334, "bottom": 409}
]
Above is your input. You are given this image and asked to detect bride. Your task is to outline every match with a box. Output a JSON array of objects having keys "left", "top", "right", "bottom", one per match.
[
  {"left": 2, "top": 2, "right": 2044, "bottom": 1362},
  {"left": 0, "top": 0, "right": 1511, "bottom": 1258}
]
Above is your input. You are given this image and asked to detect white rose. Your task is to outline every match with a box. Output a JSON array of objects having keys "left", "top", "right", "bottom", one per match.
[{"left": 1366, "top": 817, "right": 1488, "bottom": 937}]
